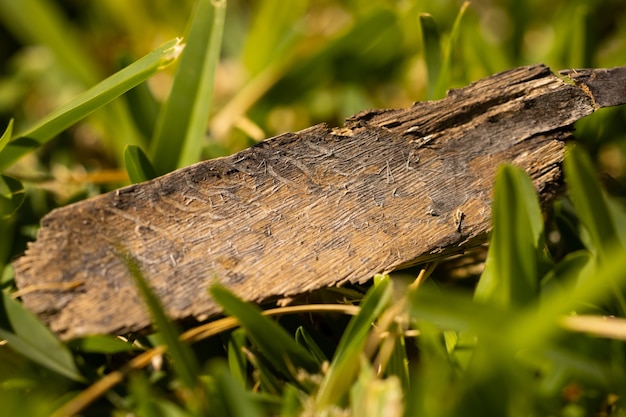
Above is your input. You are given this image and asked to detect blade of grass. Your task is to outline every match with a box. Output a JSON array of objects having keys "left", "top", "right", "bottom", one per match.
[
  {"left": 314, "top": 276, "right": 392, "bottom": 408},
  {"left": 0, "top": 175, "right": 25, "bottom": 218},
  {"left": 564, "top": 145, "right": 626, "bottom": 314},
  {"left": 209, "top": 285, "right": 319, "bottom": 377},
  {"left": 117, "top": 249, "right": 199, "bottom": 391},
  {"left": 0, "top": 38, "right": 183, "bottom": 171},
  {"left": 475, "top": 164, "right": 542, "bottom": 307},
  {"left": 564, "top": 145, "right": 624, "bottom": 255},
  {"left": 227, "top": 328, "right": 249, "bottom": 388},
  {"left": 0, "top": 217, "right": 15, "bottom": 276},
  {"left": 0, "top": 292, "right": 84, "bottom": 382},
  {"left": 410, "top": 285, "right": 513, "bottom": 336},
  {"left": 121, "top": 56, "right": 161, "bottom": 140},
  {"left": 384, "top": 333, "right": 410, "bottom": 392},
  {"left": 433, "top": 1, "right": 470, "bottom": 99},
  {"left": 208, "top": 360, "right": 264, "bottom": 417},
  {"left": 66, "top": 335, "right": 139, "bottom": 354},
  {"left": 245, "top": 346, "right": 284, "bottom": 395},
  {"left": 241, "top": 0, "right": 308, "bottom": 76},
  {"left": 511, "top": 243, "right": 626, "bottom": 349},
  {"left": 419, "top": 13, "right": 442, "bottom": 100},
  {"left": 150, "top": 0, "right": 226, "bottom": 175},
  {"left": 404, "top": 321, "right": 457, "bottom": 417},
  {"left": 0, "top": 119, "right": 12, "bottom": 154},
  {"left": 124, "top": 145, "right": 157, "bottom": 184},
  {"left": 295, "top": 326, "right": 328, "bottom": 364}
]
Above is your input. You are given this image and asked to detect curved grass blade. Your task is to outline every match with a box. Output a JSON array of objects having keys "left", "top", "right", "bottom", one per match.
[
  {"left": 0, "top": 292, "right": 84, "bottom": 382},
  {"left": 315, "top": 276, "right": 392, "bottom": 408},
  {"left": 0, "top": 174, "right": 25, "bottom": 218},
  {"left": 209, "top": 285, "right": 319, "bottom": 378},
  {"left": 296, "top": 326, "right": 328, "bottom": 364},
  {"left": 564, "top": 145, "right": 624, "bottom": 255},
  {"left": 117, "top": 249, "right": 199, "bottom": 391},
  {"left": 124, "top": 145, "right": 157, "bottom": 184},
  {"left": 0, "top": 118, "right": 12, "bottom": 154},
  {"left": 0, "top": 38, "right": 183, "bottom": 171},
  {"left": 150, "top": 0, "right": 226, "bottom": 175},
  {"left": 475, "top": 164, "right": 543, "bottom": 307}
]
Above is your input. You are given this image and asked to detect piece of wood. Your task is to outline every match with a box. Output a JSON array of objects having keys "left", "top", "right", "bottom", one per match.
[{"left": 13, "top": 64, "right": 626, "bottom": 339}]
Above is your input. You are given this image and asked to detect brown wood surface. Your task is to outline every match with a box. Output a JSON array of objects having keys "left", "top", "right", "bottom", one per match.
[{"left": 13, "top": 64, "right": 626, "bottom": 339}]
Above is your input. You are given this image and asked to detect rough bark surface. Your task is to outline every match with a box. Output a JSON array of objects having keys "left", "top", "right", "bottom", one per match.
[{"left": 13, "top": 64, "right": 626, "bottom": 339}]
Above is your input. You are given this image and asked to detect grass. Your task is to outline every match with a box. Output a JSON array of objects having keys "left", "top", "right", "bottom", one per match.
[{"left": 1, "top": 0, "right": 626, "bottom": 416}]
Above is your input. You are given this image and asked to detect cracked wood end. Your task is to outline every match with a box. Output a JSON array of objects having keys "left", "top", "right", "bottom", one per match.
[{"left": 13, "top": 64, "right": 626, "bottom": 339}]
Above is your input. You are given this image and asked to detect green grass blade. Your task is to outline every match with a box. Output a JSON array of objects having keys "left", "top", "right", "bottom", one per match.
[
  {"left": 66, "top": 335, "right": 139, "bottom": 354},
  {"left": 121, "top": 56, "right": 161, "bottom": 140},
  {"left": 384, "top": 333, "right": 410, "bottom": 392},
  {"left": 227, "top": 328, "right": 249, "bottom": 388},
  {"left": 419, "top": 14, "right": 441, "bottom": 100},
  {"left": 150, "top": 0, "right": 226, "bottom": 175},
  {"left": 564, "top": 145, "right": 626, "bottom": 314},
  {"left": 410, "top": 285, "right": 511, "bottom": 335},
  {"left": 0, "top": 119, "right": 12, "bottom": 154},
  {"left": 0, "top": 292, "right": 84, "bottom": 382},
  {"left": 117, "top": 249, "right": 199, "bottom": 391},
  {"left": 510, "top": 243, "right": 626, "bottom": 349},
  {"left": 0, "top": 175, "right": 25, "bottom": 218},
  {"left": 403, "top": 321, "right": 457, "bottom": 417},
  {"left": 295, "top": 326, "right": 328, "bottom": 364},
  {"left": 241, "top": 0, "right": 308, "bottom": 76},
  {"left": 564, "top": 145, "right": 623, "bottom": 255},
  {"left": 0, "top": 217, "right": 15, "bottom": 276},
  {"left": 475, "top": 164, "right": 542, "bottom": 307},
  {"left": 246, "top": 349, "right": 284, "bottom": 395},
  {"left": 567, "top": 5, "right": 588, "bottom": 68},
  {"left": 209, "top": 285, "right": 319, "bottom": 377},
  {"left": 433, "top": 1, "right": 470, "bottom": 99},
  {"left": 281, "top": 384, "right": 304, "bottom": 417},
  {"left": 0, "top": 38, "right": 183, "bottom": 171},
  {"left": 208, "top": 360, "right": 264, "bottom": 417},
  {"left": 315, "top": 276, "right": 392, "bottom": 408},
  {"left": 124, "top": 145, "right": 157, "bottom": 184}
]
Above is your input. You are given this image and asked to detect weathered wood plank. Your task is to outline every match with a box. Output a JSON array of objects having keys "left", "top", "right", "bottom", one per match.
[{"left": 12, "top": 64, "right": 626, "bottom": 339}]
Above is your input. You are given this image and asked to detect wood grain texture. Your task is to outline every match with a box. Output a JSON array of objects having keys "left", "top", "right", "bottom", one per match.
[{"left": 13, "top": 64, "right": 626, "bottom": 339}]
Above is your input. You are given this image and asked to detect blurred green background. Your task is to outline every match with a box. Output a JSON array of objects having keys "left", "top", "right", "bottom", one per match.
[{"left": 0, "top": 0, "right": 625, "bottom": 254}]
